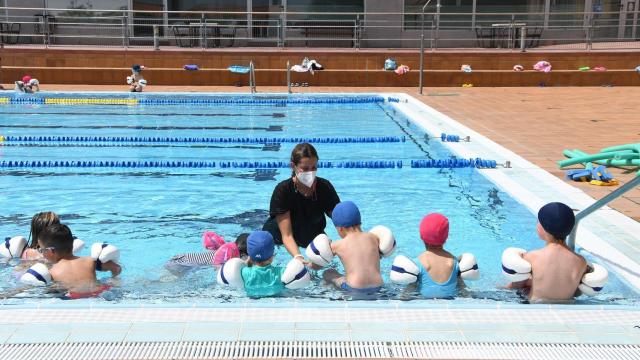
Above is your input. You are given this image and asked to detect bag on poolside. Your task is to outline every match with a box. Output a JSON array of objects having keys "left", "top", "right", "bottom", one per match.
[
  {"left": 384, "top": 58, "right": 397, "bottom": 71},
  {"left": 183, "top": 64, "right": 199, "bottom": 71}
]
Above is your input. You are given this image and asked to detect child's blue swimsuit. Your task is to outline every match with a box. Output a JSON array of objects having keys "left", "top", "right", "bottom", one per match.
[{"left": 416, "top": 258, "right": 459, "bottom": 299}]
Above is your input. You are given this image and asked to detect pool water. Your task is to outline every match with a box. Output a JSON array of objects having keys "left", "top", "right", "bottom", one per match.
[{"left": 0, "top": 93, "right": 637, "bottom": 305}]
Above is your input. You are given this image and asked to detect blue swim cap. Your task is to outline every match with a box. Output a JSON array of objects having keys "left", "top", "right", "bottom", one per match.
[
  {"left": 538, "top": 202, "right": 575, "bottom": 239},
  {"left": 247, "top": 230, "right": 274, "bottom": 262},
  {"left": 332, "top": 201, "right": 361, "bottom": 228}
]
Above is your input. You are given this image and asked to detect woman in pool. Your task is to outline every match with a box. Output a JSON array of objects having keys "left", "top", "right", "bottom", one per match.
[{"left": 262, "top": 143, "right": 340, "bottom": 263}]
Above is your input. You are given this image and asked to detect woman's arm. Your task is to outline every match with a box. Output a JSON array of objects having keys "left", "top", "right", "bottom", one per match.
[{"left": 276, "top": 212, "right": 302, "bottom": 259}]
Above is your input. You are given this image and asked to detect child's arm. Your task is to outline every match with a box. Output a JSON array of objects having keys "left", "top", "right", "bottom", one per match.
[{"left": 99, "top": 261, "right": 122, "bottom": 277}]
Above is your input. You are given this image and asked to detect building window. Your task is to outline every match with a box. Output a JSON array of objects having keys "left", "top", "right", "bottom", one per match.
[{"left": 405, "top": 0, "right": 474, "bottom": 30}]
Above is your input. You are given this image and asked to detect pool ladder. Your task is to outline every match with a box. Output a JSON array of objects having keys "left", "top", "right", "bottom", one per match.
[
  {"left": 249, "top": 61, "right": 256, "bottom": 94},
  {"left": 568, "top": 170, "right": 640, "bottom": 251}
]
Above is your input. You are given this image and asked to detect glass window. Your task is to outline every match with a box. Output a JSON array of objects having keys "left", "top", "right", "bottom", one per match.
[
  {"left": 549, "top": 0, "right": 585, "bottom": 28},
  {"left": 405, "top": 0, "right": 474, "bottom": 30},
  {"left": 475, "top": 0, "right": 545, "bottom": 28},
  {"left": 287, "top": 0, "right": 363, "bottom": 13}
]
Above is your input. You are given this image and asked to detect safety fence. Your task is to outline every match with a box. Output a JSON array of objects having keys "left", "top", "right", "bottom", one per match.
[{"left": 0, "top": 7, "right": 638, "bottom": 50}]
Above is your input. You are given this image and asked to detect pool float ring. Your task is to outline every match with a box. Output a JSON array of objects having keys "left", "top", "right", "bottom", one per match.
[
  {"left": 228, "top": 66, "right": 251, "bottom": 74},
  {"left": 1, "top": 236, "right": 27, "bottom": 259},
  {"left": 20, "top": 263, "right": 51, "bottom": 286},
  {"left": 458, "top": 253, "right": 480, "bottom": 280},
  {"left": 461, "top": 64, "right": 472, "bottom": 73},
  {"left": 202, "top": 230, "right": 225, "bottom": 250},
  {"left": 305, "top": 234, "right": 334, "bottom": 267},
  {"left": 91, "top": 243, "right": 120, "bottom": 270},
  {"left": 513, "top": 65, "right": 524, "bottom": 72},
  {"left": 62, "top": 284, "right": 112, "bottom": 300},
  {"left": 281, "top": 259, "right": 311, "bottom": 289},
  {"left": 593, "top": 66, "right": 607, "bottom": 72},
  {"left": 578, "top": 263, "right": 608, "bottom": 296},
  {"left": 369, "top": 225, "right": 396, "bottom": 257},
  {"left": 579, "top": 66, "right": 590, "bottom": 71},
  {"left": 183, "top": 64, "right": 199, "bottom": 71},
  {"left": 216, "top": 257, "right": 246, "bottom": 289},
  {"left": 390, "top": 255, "right": 420, "bottom": 284},
  {"left": 501, "top": 247, "right": 531, "bottom": 282}
]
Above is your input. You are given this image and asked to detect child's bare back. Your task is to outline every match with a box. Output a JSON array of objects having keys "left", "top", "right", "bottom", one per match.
[
  {"left": 50, "top": 256, "right": 99, "bottom": 292},
  {"left": 524, "top": 244, "right": 587, "bottom": 301},
  {"left": 332, "top": 231, "right": 382, "bottom": 289}
]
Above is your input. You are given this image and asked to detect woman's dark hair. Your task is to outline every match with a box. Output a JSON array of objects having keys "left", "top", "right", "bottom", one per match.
[
  {"left": 235, "top": 233, "right": 249, "bottom": 257},
  {"left": 290, "top": 143, "right": 318, "bottom": 177},
  {"left": 39, "top": 223, "right": 74, "bottom": 255},
  {"left": 29, "top": 211, "right": 60, "bottom": 249}
]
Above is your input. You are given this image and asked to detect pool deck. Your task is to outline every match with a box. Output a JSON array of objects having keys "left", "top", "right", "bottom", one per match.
[{"left": 5, "top": 84, "right": 637, "bottom": 221}]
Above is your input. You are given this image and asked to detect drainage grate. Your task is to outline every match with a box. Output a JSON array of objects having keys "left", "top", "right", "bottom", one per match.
[{"left": 2, "top": 341, "right": 639, "bottom": 360}]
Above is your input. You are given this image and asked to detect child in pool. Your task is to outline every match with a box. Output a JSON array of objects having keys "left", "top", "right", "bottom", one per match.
[
  {"left": 322, "top": 201, "right": 384, "bottom": 295},
  {"left": 413, "top": 213, "right": 466, "bottom": 299},
  {"left": 22, "top": 211, "right": 61, "bottom": 261},
  {"left": 165, "top": 231, "right": 248, "bottom": 273},
  {"left": 240, "top": 230, "right": 289, "bottom": 297},
  {"left": 507, "top": 202, "right": 588, "bottom": 302},
  {"left": 26, "top": 224, "right": 121, "bottom": 299}
]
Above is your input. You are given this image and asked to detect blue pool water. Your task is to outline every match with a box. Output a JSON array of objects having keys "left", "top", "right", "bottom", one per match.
[{"left": 0, "top": 93, "right": 637, "bottom": 305}]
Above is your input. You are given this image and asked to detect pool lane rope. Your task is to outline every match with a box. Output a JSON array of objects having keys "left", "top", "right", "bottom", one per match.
[
  {"left": 3, "top": 96, "right": 386, "bottom": 106},
  {"left": 0, "top": 135, "right": 406, "bottom": 144},
  {"left": 0, "top": 159, "right": 498, "bottom": 169}
]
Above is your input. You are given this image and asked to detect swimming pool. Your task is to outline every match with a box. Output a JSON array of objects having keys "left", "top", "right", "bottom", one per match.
[{"left": 0, "top": 92, "right": 638, "bottom": 306}]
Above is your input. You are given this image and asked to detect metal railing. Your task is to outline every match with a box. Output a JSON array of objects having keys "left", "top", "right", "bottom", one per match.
[
  {"left": 567, "top": 172, "right": 640, "bottom": 251},
  {"left": 0, "top": 7, "right": 638, "bottom": 50}
]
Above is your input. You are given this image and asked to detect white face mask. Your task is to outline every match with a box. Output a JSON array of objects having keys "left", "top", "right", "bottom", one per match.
[{"left": 296, "top": 170, "right": 316, "bottom": 188}]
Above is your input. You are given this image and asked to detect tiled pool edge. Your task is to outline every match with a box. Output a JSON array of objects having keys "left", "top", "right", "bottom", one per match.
[
  {"left": 394, "top": 92, "right": 640, "bottom": 292},
  {"left": 1, "top": 306, "right": 640, "bottom": 345}
]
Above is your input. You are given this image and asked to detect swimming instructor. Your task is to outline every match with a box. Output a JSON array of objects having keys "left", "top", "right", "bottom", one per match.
[{"left": 262, "top": 143, "right": 340, "bottom": 262}]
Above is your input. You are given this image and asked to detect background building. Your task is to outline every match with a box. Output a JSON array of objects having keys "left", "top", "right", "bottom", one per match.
[{"left": 1, "top": 1, "right": 638, "bottom": 47}]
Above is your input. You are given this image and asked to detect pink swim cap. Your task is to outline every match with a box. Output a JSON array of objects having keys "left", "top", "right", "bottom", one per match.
[
  {"left": 22, "top": 75, "right": 32, "bottom": 83},
  {"left": 419, "top": 213, "right": 449, "bottom": 246},
  {"left": 202, "top": 230, "right": 225, "bottom": 250},
  {"left": 212, "top": 242, "right": 240, "bottom": 265}
]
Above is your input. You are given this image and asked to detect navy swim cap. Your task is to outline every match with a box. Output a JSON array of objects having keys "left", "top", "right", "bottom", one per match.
[
  {"left": 538, "top": 202, "right": 575, "bottom": 239},
  {"left": 332, "top": 201, "right": 361, "bottom": 227},
  {"left": 247, "top": 231, "right": 274, "bottom": 262}
]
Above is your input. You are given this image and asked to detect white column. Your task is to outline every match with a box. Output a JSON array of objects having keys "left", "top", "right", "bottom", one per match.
[
  {"left": 583, "top": 0, "right": 592, "bottom": 28},
  {"left": 543, "top": 0, "right": 550, "bottom": 29}
]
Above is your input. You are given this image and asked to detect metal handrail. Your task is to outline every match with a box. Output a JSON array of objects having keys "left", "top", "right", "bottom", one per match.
[
  {"left": 249, "top": 61, "right": 256, "bottom": 94},
  {"left": 286, "top": 60, "right": 291, "bottom": 94},
  {"left": 567, "top": 173, "right": 640, "bottom": 251}
]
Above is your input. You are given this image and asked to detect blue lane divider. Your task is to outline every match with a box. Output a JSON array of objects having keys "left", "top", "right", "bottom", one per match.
[
  {"left": 441, "top": 133, "right": 460, "bottom": 142},
  {"left": 2, "top": 135, "right": 406, "bottom": 144},
  {"left": 6, "top": 96, "right": 386, "bottom": 106},
  {"left": 411, "top": 158, "right": 497, "bottom": 169},
  {"left": 0, "top": 159, "right": 498, "bottom": 169}
]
